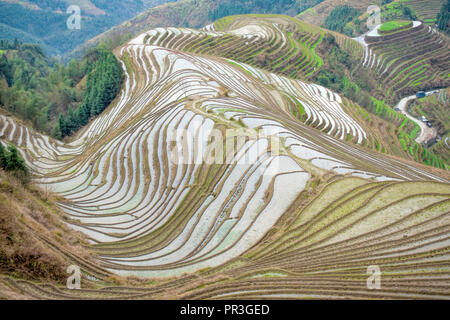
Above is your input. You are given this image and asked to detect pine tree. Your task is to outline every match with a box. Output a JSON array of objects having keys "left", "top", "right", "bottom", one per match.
[
  {"left": 57, "top": 48, "right": 122, "bottom": 138},
  {"left": 0, "top": 143, "right": 7, "bottom": 169},
  {"left": 5, "top": 144, "right": 29, "bottom": 183},
  {"left": 6, "top": 145, "right": 27, "bottom": 172},
  {"left": 59, "top": 114, "right": 67, "bottom": 137},
  {"left": 0, "top": 55, "right": 13, "bottom": 86},
  {"left": 67, "top": 106, "right": 79, "bottom": 132},
  {"left": 13, "top": 38, "right": 19, "bottom": 50},
  {"left": 437, "top": 0, "right": 450, "bottom": 34},
  {"left": 77, "top": 104, "right": 89, "bottom": 126}
]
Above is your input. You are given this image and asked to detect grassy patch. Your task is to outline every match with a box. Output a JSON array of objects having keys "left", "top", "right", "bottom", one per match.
[{"left": 379, "top": 20, "right": 412, "bottom": 33}]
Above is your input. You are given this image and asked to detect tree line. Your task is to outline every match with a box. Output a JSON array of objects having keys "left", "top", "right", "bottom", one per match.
[
  {"left": 58, "top": 49, "right": 122, "bottom": 138},
  {"left": 0, "top": 39, "right": 121, "bottom": 140},
  {"left": 0, "top": 144, "right": 29, "bottom": 183}
]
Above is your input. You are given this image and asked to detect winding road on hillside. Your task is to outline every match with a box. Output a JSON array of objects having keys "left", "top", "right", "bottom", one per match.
[
  {"left": 352, "top": 24, "right": 379, "bottom": 63},
  {"left": 353, "top": 22, "right": 437, "bottom": 145},
  {"left": 395, "top": 91, "right": 438, "bottom": 144}
]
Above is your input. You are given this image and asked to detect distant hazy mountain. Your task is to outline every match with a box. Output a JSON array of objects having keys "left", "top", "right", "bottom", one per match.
[
  {"left": 144, "top": 0, "right": 179, "bottom": 8},
  {"left": 0, "top": 0, "right": 177, "bottom": 55}
]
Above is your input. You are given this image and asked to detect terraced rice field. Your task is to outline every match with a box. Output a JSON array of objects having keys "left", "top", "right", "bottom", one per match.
[
  {"left": 133, "top": 15, "right": 443, "bottom": 166},
  {"left": 405, "top": 0, "right": 445, "bottom": 22},
  {"left": 0, "top": 16, "right": 449, "bottom": 299},
  {"left": 140, "top": 13, "right": 448, "bottom": 113},
  {"left": 361, "top": 21, "right": 450, "bottom": 101},
  {"left": 2, "top": 177, "right": 450, "bottom": 299},
  {"left": 138, "top": 15, "right": 361, "bottom": 81},
  {"left": 296, "top": 0, "right": 374, "bottom": 27}
]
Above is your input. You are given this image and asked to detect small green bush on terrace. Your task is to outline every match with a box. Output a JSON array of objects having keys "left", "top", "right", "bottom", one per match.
[{"left": 379, "top": 20, "right": 412, "bottom": 33}]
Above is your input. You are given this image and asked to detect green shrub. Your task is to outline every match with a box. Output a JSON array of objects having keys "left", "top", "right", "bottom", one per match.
[{"left": 0, "top": 144, "right": 30, "bottom": 183}]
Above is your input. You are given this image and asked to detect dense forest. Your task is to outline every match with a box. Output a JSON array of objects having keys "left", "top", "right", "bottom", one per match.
[
  {"left": 59, "top": 49, "right": 122, "bottom": 138},
  {"left": 0, "top": 39, "right": 122, "bottom": 140},
  {"left": 437, "top": 0, "right": 450, "bottom": 34},
  {"left": 208, "top": 0, "right": 323, "bottom": 21},
  {"left": 322, "top": 5, "right": 361, "bottom": 37}
]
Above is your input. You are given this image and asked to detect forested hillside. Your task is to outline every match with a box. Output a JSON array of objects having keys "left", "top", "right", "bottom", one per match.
[
  {"left": 208, "top": 0, "right": 322, "bottom": 21},
  {"left": 0, "top": 40, "right": 121, "bottom": 139},
  {"left": 144, "top": 0, "right": 178, "bottom": 7},
  {"left": 322, "top": 5, "right": 362, "bottom": 36},
  {"left": 59, "top": 49, "right": 121, "bottom": 138},
  {"left": 0, "top": 0, "right": 175, "bottom": 56}
]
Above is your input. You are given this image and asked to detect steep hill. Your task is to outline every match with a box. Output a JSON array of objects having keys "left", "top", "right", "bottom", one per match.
[{"left": 1, "top": 15, "right": 449, "bottom": 298}]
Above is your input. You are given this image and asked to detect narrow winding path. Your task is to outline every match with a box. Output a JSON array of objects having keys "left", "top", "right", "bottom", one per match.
[{"left": 395, "top": 91, "right": 438, "bottom": 144}]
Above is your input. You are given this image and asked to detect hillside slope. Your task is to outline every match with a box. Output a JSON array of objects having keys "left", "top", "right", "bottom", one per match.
[
  {"left": 410, "top": 88, "right": 450, "bottom": 161},
  {"left": 0, "top": 168, "right": 109, "bottom": 299},
  {"left": 359, "top": 21, "right": 449, "bottom": 101}
]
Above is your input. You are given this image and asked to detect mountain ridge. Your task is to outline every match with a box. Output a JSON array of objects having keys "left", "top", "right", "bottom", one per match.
[{"left": 0, "top": 0, "right": 176, "bottom": 55}]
